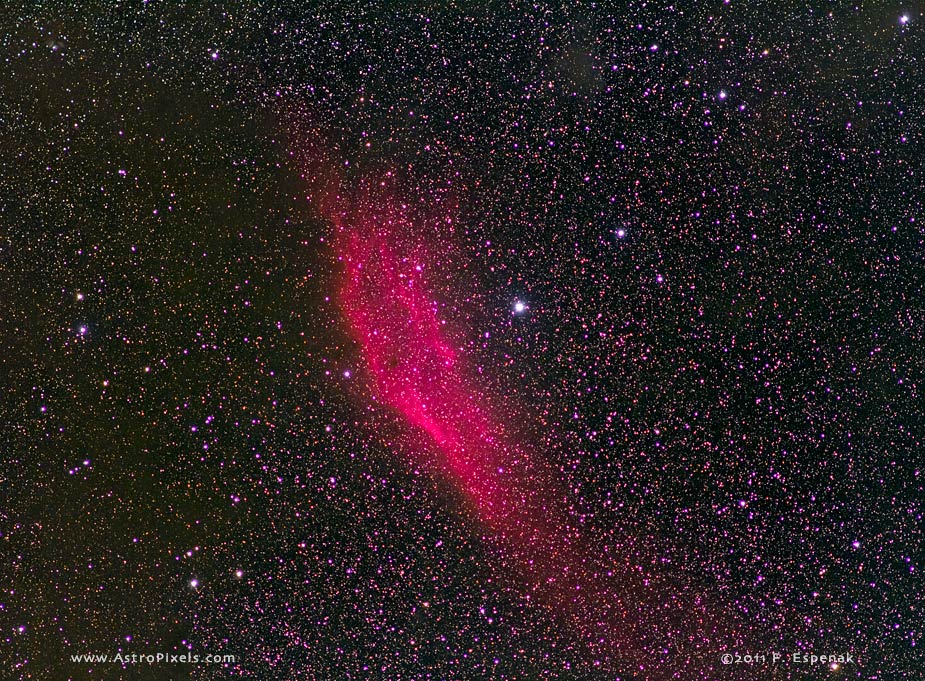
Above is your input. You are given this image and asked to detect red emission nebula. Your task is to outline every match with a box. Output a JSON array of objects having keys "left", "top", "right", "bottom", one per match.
[{"left": 321, "top": 175, "right": 748, "bottom": 678}]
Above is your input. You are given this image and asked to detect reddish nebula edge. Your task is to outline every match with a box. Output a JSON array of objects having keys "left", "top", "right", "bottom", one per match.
[{"left": 325, "top": 179, "right": 744, "bottom": 677}]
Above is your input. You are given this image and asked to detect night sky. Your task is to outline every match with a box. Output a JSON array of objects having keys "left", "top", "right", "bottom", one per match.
[{"left": 2, "top": 2, "right": 924, "bottom": 679}]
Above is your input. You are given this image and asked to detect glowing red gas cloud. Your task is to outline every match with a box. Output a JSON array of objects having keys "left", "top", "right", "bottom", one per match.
[{"left": 318, "top": 173, "right": 746, "bottom": 678}]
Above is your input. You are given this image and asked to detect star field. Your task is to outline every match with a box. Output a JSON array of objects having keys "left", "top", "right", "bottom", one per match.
[{"left": 2, "top": 2, "right": 924, "bottom": 679}]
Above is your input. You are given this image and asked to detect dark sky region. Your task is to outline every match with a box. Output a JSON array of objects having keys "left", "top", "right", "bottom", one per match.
[{"left": 1, "top": 2, "right": 923, "bottom": 679}]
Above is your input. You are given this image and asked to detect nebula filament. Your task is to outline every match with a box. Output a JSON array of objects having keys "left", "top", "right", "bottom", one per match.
[{"left": 329, "top": 180, "right": 740, "bottom": 678}]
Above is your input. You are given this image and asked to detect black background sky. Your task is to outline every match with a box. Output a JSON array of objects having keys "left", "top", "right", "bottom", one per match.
[{"left": 2, "top": 2, "right": 923, "bottom": 679}]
